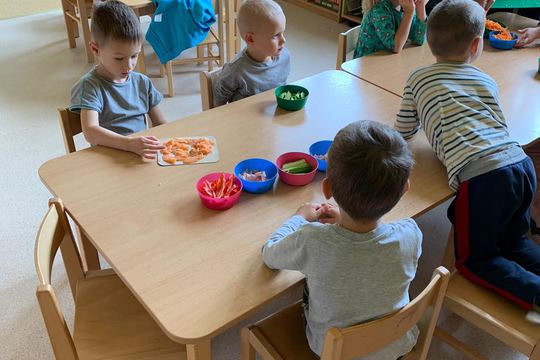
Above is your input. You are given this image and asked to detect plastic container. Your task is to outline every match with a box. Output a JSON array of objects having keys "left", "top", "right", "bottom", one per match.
[
  {"left": 275, "top": 85, "right": 309, "bottom": 111},
  {"left": 196, "top": 172, "right": 243, "bottom": 210},
  {"left": 309, "top": 140, "right": 332, "bottom": 172},
  {"left": 489, "top": 30, "right": 518, "bottom": 50},
  {"left": 234, "top": 158, "right": 278, "bottom": 194},
  {"left": 276, "top": 152, "right": 318, "bottom": 186}
]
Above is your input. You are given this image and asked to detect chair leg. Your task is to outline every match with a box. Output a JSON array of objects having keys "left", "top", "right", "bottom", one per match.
[
  {"left": 77, "top": 0, "right": 93, "bottom": 62},
  {"left": 62, "top": 1, "right": 77, "bottom": 48},
  {"left": 442, "top": 229, "right": 456, "bottom": 272},
  {"left": 159, "top": 63, "right": 165, "bottom": 78},
  {"left": 434, "top": 328, "right": 488, "bottom": 360},
  {"left": 207, "top": 45, "right": 214, "bottom": 71},
  {"left": 77, "top": 227, "right": 101, "bottom": 271},
  {"left": 240, "top": 328, "right": 256, "bottom": 360},
  {"left": 166, "top": 62, "right": 174, "bottom": 97},
  {"left": 197, "top": 45, "right": 204, "bottom": 66}
]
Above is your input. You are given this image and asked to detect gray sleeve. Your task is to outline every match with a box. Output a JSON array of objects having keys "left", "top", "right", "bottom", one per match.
[
  {"left": 400, "top": 218, "right": 423, "bottom": 263},
  {"left": 69, "top": 78, "right": 102, "bottom": 113},
  {"left": 262, "top": 215, "right": 309, "bottom": 271},
  {"left": 213, "top": 64, "right": 239, "bottom": 107},
  {"left": 146, "top": 76, "right": 163, "bottom": 110}
]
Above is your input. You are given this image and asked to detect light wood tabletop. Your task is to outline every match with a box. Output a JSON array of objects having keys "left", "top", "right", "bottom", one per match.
[
  {"left": 341, "top": 13, "right": 540, "bottom": 147},
  {"left": 39, "top": 70, "right": 451, "bottom": 359}
]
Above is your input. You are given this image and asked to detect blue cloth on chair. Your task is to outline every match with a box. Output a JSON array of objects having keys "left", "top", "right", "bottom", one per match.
[{"left": 146, "top": 0, "right": 216, "bottom": 64}]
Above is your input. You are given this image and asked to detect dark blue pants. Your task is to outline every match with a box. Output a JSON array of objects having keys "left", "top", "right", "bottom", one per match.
[{"left": 448, "top": 157, "right": 540, "bottom": 309}]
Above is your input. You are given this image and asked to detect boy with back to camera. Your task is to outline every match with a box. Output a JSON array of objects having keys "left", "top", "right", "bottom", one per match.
[
  {"left": 262, "top": 120, "right": 422, "bottom": 359},
  {"left": 70, "top": 0, "right": 167, "bottom": 160},
  {"left": 212, "top": 0, "right": 290, "bottom": 107},
  {"left": 395, "top": 0, "right": 540, "bottom": 319}
]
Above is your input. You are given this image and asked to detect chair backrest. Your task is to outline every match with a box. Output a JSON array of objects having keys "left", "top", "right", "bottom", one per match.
[
  {"left": 35, "top": 199, "right": 85, "bottom": 360},
  {"left": 58, "top": 108, "right": 83, "bottom": 154},
  {"left": 320, "top": 266, "right": 450, "bottom": 360},
  {"left": 199, "top": 69, "right": 222, "bottom": 110},
  {"left": 336, "top": 25, "right": 360, "bottom": 70}
]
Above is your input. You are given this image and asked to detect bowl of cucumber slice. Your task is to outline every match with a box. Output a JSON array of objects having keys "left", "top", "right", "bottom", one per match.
[
  {"left": 275, "top": 85, "right": 309, "bottom": 111},
  {"left": 276, "top": 152, "right": 318, "bottom": 186}
]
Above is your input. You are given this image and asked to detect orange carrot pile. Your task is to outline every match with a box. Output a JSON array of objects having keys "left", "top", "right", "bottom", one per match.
[
  {"left": 485, "top": 19, "right": 504, "bottom": 31},
  {"left": 493, "top": 30, "right": 513, "bottom": 40},
  {"left": 200, "top": 173, "right": 239, "bottom": 198},
  {"left": 161, "top": 137, "right": 214, "bottom": 164}
]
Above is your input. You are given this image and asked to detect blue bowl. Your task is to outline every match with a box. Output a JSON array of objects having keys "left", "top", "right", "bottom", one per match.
[
  {"left": 309, "top": 140, "right": 332, "bottom": 172},
  {"left": 489, "top": 31, "right": 518, "bottom": 50},
  {"left": 234, "top": 158, "right": 278, "bottom": 194}
]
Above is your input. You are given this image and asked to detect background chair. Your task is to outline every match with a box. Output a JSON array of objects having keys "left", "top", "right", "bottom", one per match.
[
  {"left": 35, "top": 198, "right": 187, "bottom": 359},
  {"left": 199, "top": 68, "right": 221, "bottom": 110},
  {"left": 60, "top": 0, "right": 94, "bottom": 62},
  {"left": 241, "top": 266, "right": 450, "bottom": 360},
  {"left": 336, "top": 25, "right": 360, "bottom": 70},
  {"left": 435, "top": 230, "right": 540, "bottom": 359}
]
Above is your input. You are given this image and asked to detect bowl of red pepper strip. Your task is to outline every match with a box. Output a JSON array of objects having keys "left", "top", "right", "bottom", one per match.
[{"left": 196, "top": 172, "right": 243, "bottom": 210}]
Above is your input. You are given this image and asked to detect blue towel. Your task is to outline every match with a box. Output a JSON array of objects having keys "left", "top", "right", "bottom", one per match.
[{"left": 146, "top": 0, "right": 216, "bottom": 64}]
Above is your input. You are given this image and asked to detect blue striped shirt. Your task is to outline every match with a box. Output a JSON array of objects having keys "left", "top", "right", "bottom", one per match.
[{"left": 395, "top": 62, "right": 518, "bottom": 190}]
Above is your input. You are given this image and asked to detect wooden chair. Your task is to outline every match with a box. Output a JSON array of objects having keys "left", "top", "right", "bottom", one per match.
[
  {"left": 60, "top": 0, "right": 94, "bottom": 62},
  {"left": 435, "top": 230, "right": 540, "bottom": 359},
  {"left": 199, "top": 68, "right": 222, "bottom": 110},
  {"left": 240, "top": 266, "right": 450, "bottom": 360},
  {"left": 35, "top": 198, "right": 187, "bottom": 359},
  {"left": 336, "top": 25, "right": 360, "bottom": 70}
]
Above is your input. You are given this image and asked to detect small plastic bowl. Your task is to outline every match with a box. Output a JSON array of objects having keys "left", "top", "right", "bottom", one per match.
[
  {"left": 196, "top": 172, "right": 243, "bottom": 210},
  {"left": 309, "top": 140, "right": 332, "bottom": 172},
  {"left": 489, "top": 30, "right": 518, "bottom": 50},
  {"left": 276, "top": 152, "right": 318, "bottom": 186},
  {"left": 234, "top": 158, "right": 278, "bottom": 194},
  {"left": 275, "top": 85, "right": 309, "bottom": 111}
]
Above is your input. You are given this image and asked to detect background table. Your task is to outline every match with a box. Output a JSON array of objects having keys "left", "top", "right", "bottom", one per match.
[
  {"left": 341, "top": 14, "right": 540, "bottom": 146},
  {"left": 39, "top": 71, "right": 451, "bottom": 359}
]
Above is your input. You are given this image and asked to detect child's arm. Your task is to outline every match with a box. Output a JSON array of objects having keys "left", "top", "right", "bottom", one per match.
[
  {"left": 395, "top": 84, "right": 421, "bottom": 139},
  {"left": 213, "top": 65, "right": 239, "bottom": 107},
  {"left": 393, "top": 0, "right": 416, "bottom": 53},
  {"left": 408, "top": 0, "right": 427, "bottom": 45},
  {"left": 262, "top": 203, "right": 323, "bottom": 270},
  {"left": 81, "top": 109, "right": 164, "bottom": 159},
  {"left": 517, "top": 27, "right": 540, "bottom": 47},
  {"left": 148, "top": 105, "right": 167, "bottom": 127}
]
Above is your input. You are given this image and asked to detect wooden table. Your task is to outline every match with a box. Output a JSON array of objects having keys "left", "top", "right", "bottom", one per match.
[
  {"left": 341, "top": 13, "right": 540, "bottom": 146},
  {"left": 39, "top": 71, "right": 451, "bottom": 359}
]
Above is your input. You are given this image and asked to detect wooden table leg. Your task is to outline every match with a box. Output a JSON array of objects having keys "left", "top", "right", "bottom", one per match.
[
  {"left": 78, "top": 228, "right": 101, "bottom": 271},
  {"left": 186, "top": 340, "right": 211, "bottom": 360}
]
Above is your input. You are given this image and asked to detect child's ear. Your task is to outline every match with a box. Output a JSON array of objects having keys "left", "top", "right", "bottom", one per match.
[
  {"left": 470, "top": 36, "right": 481, "bottom": 56},
  {"left": 89, "top": 41, "right": 100, "bottom": 56},
  {"left": 243, "top": 32, "right": 255, "bottom": 45},
  {"left": 402, "top": 179, "right": 410, "bottom": 195},
  {"left": 322, "top": 178, "right": 333, "bottom": 200}
]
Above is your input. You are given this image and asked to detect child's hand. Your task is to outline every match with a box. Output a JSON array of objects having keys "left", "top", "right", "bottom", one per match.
[
  {"left": 400, "top": 0, "right": 415, "bottom": 14},
  {"left": 414, "top": 0, "right": 427, "bottom": 9},
  {"left": 128, "top": 136, "right": 165, "bottom": 160},
  {"left": 516, "top": 27, "right": 540, "bottom": 47},
  {"left": 295, "top": 203, "right": 323, "bottom": 222},
  {"left": 318, "top": 203, "right": 341, "bottom": 224}
]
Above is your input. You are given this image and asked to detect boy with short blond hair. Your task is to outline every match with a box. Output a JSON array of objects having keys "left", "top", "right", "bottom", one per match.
[
  {"left": 70, "top": 0, "right": 166, "bottom": 159},
  {"left": 263, "top": 120, "right": 422, "bottom": 359},
  {"left": 212, "top": 0, "right": 290, "bottom": 107},
  {"left": 396, "top": 0, "right": 540, "bottom": 317}
]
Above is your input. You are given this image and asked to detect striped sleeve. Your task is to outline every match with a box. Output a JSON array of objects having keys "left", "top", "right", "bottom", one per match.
[{"left": 395, "top": 83, "right": 421, "bottom": 140}]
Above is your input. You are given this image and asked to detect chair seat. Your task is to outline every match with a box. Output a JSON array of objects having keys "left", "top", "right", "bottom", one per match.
[
  {"left": 251, "top": 302, "right": 318, "bottom": 360},
  {"left": 445, "top": 273, "right": 540, "bottom": 355},
  {"left": 74, "top": 270, "right": 186, "bottom": 360}
]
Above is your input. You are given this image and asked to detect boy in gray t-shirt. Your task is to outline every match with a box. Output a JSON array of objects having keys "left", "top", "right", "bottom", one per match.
[
  {"left": 263, "top": 120, "right": 422, "bottom": 359},
  {"left": 70, "top": 0, "right": 167, "bottom": 159},
  {"left": 213, "top": 0, "right": 290, "bottom": 107}
]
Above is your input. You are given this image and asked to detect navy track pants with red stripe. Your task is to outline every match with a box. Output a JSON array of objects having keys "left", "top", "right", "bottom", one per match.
[{"left": 448, "top": 157, "right": 540, "bottom": 309}]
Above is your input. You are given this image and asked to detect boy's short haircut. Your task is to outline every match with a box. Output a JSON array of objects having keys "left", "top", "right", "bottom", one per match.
[
  {"left": 327, "top": 120, "right": 414, "bottom": 221},
  {"left": 237, "top": 0, "right": 284, "bottom": 35},
  {"left": 91, "top": 0, "right": 142, "bottom": 45},
  {"left": 427, "top": 0, "right": 485, "bottom": 58}
]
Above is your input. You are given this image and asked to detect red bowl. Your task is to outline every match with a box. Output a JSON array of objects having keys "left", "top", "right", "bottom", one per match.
[
  {"left": 276, "top": 152, "right": 318, "bottom": 186},
  {"left": 196, "top": 172, "right": 243, "bottom": 210}
]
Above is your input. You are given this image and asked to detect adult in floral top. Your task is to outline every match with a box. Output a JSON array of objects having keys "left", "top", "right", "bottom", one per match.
[{"left": 354, "top": 0, "right": 427, "bottom": 58}]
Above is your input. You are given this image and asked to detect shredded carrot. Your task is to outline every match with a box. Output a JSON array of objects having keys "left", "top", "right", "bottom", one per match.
[
  {"left": 485, "top": 19, "right": 505, "bottom": 32},
  {"left": 493, "top": 30, "right": 513, "bottom": 41},
  {"left": 160, "top": 137, "right": 215, "bottom": 164}
]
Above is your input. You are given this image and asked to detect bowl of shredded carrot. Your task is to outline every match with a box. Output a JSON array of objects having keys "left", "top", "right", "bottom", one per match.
[{"left": 489, "top": 30, "right": 518, "bottom": 50}]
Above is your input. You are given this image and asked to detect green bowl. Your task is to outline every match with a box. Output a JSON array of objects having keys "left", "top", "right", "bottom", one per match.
[{"left": 275, "top": 85, "right": 309, "bottom": 111}]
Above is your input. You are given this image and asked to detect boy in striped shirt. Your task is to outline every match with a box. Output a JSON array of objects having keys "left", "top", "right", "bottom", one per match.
[{"left": 395, "top": 0, "right": 540, "bottom": 316}]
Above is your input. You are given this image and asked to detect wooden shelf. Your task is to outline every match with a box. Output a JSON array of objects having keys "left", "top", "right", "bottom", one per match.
[
  {"left": 282, "top": 0, "right": 340, "bottom": 21},
  {"left": 341, "top": 13, "right": 361, "bottom": 23}
]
